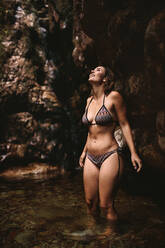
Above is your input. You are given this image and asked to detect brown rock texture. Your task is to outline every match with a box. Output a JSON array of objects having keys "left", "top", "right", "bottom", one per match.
[
  {"left": 73, "top": 0, "right": 165, "bottom": 173},
  {"left": 0, "top": 0, "right": 74, "bottom": 170}
]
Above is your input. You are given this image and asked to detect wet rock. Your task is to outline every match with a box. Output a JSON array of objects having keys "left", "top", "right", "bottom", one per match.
[
  {"left": 0, "top": 163, "right": 60, "bottom": 179},
  {"left": 5, "top": 112, "right": 37, "bottom": 143},
  {"left": 145, "top": 9, "right": 165, "bottom": 108},
  {"left": 15, "top": 231, "right": 35, "bottom": 245},
  {"left": 139, "top": 144, "right": 165, "bottom": 171},
  {"left": 64, "top": 229, "right": 97, "bottom": 241},
  {"left": 0, "top": 0, "right": 74, "bottom": 170}
]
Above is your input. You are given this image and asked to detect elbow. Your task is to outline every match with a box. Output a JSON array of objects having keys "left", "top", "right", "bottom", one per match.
[{"left": 119, "top": 120, "right": 129, "bottom": 129}]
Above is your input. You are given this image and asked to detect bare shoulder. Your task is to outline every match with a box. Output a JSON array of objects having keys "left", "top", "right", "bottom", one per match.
[
  {"left": 86, "top": 96, "right": 93, "bottom": 104},
  {"left": 84, "top": 96, "right": 92, "bottom": 108},
  {"left": 108, "top": 91, "right": 123, "bottom": 102}
]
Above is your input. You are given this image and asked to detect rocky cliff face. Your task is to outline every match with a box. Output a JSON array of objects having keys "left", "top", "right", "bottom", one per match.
[
  {"left": 73, "top": 0, "right": 165, "bottom": 174},
  {"left": 0, "top": 0, "right": 75, "bottom": 170}
]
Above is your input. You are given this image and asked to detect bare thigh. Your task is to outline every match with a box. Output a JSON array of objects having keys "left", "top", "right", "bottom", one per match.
[
  {"left": 83, "top": 156, "right": 100, "bottom": 202},
  {"left": 99, "top": 153, "right": 124, "bottom": 207}
]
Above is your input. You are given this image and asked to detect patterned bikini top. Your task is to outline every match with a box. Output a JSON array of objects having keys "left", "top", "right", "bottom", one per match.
[{"left": 82, "top": 95, "right": 117, "bottom": 126}]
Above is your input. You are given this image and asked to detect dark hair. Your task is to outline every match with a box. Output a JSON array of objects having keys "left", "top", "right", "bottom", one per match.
[
  {"left": 89, "top": 65, "right": 115, "bottom": 96},
  {"left": 103, "top": 66, "right": 115, "bottom": 95}
]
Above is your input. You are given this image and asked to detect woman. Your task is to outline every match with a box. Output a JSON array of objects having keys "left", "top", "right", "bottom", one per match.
[{"left": 80, "top": 66, "right": 142, "bottom": 223}]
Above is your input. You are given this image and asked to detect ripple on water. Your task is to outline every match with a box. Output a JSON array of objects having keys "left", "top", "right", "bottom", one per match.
[{"left": 0, "top": 174, "right": 165, "bottom": 248}]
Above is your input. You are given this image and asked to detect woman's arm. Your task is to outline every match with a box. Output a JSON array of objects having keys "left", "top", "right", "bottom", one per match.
[
  {"left": 79, "top": 136, "right": 88, "bottom": 167},
  {"left": 79, "top": 97, "right": 91, "bottom": 167},
  {"left": 112, "top": 91, "right": 142, "bottom": 172}
]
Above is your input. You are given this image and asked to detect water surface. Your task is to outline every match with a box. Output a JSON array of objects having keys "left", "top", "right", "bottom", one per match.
[{"left": 0, "top": 172, "right": 165, "bottom": 248}]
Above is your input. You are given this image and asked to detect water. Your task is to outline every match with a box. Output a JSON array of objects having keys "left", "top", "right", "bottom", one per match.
[{"left": 0, "top": 172, "right": 165, "bottom": 248}]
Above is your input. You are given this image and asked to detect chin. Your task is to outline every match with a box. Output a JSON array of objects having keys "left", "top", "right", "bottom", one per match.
[
  {"left": 88, "top": 78, "right": 93, "bottom": 83},
  {"left": 88, "top": 77, "right": 96, "bottom": 83}
]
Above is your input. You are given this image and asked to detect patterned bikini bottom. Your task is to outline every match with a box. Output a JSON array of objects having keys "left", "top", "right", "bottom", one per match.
[{"left": 86, "top": 147, "right": 123, "bottom": 169}]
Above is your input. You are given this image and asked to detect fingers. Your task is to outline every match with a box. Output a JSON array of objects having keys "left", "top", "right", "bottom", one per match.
[
  {"left": 132, "top": 159, "right": 142, "bottom": 173},
  {"left": 136, "top": 161, "right": 142, "bottom": 173},
  {"left": 79, "top": 161, "right": 84, "bottom": 167},
  {"left": 79, "top": 157, "right": 85, "bottom": 167},
  {"left": 132, "top": 160, "right": 136, "bottom": 168},
  {"left": 79, "top": 152, "right": 87, "bottom": 167},
  {"left": 132, "top": 160, "right": 137, "bottom": 170}
]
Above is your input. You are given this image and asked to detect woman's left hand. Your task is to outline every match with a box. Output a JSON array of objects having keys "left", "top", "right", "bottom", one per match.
[{"left": 131, "top": 152, "right": 142, "bottom": 173}]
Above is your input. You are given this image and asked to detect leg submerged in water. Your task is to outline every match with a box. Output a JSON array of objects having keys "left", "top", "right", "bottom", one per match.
[
  {"left": 83, "top": 157, "right": 100, "bottom": 218},
  {"left": 99, "top": 151, "right": 124, "bottom": 222},
  {"left": 83, "top": 149, "right": 124, "bottom": 228}
]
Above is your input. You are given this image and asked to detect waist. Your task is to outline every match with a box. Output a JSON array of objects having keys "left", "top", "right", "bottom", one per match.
[
  {"left": 88, "top": 130, "right": 115, "bottom": 141},
  {"left": 86, "top": 137, "right": 118, "bottom": 155}
]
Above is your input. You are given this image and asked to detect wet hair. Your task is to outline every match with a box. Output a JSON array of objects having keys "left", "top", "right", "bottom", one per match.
[{"left": 102, "top": 66, "right": 115, "bottom": 95}]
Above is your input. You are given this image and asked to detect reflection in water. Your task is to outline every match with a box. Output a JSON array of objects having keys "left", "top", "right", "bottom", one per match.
[{"left": 0, "top": 171, "right": 165, "bottom": 247}]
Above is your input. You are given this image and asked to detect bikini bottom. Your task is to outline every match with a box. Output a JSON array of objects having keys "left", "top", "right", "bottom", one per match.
[{"left": 86, "top": 147, "right": 123, "bottom": 170}]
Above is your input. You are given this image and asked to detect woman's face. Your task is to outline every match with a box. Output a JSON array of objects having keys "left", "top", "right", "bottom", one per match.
[{"left": 88, "top": 66, "right": 106, "bottom": 83}]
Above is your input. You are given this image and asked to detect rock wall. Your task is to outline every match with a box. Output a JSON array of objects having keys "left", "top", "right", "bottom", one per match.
[
  {"left": 73, "top": 0, "right": 165, "bottom": 175},
  {"left": 0, "top": 0, "right": 75, "bottom": 170}
]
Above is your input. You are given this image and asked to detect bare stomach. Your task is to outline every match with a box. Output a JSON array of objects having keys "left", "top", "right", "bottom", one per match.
[{"left": 86, "top": 132, "right": 118, "bottom": 155}]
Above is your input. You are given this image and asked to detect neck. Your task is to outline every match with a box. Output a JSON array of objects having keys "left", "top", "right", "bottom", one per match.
[{"left": 92, "top": 84, "right": 104, "bottom": 100}]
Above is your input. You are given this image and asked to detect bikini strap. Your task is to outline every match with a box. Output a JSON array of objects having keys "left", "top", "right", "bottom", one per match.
[
  {"left": 117, "top": 152, "right": 120, "bottom": 179},
  {"left": 103, "top": 94, "right": 106, "bottom": 106}
]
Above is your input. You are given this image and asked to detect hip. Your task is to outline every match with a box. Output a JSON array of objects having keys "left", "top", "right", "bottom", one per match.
[{"left": 86, "top": 138, "right": 119, "bottom": 156}]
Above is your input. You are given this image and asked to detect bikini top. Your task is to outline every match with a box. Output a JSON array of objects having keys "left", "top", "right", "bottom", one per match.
[{"left": 82, "top": 95, "right": 117, "bottom": 126}]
